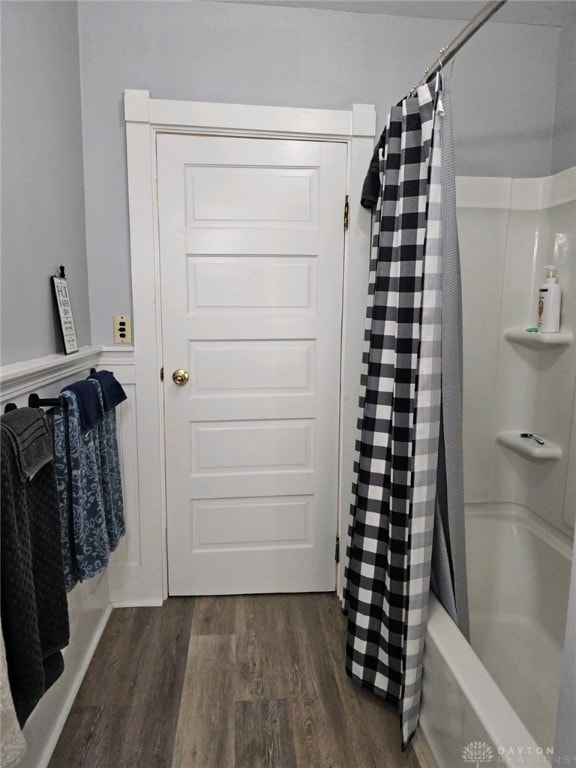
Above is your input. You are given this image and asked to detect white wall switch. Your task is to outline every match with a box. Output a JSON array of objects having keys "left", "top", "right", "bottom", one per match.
[{"left": 114, "top": 315, "right": 132, "bottom": 344}]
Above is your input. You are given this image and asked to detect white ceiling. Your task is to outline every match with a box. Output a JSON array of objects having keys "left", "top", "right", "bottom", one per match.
[{"left": 203, "top": 0, "right": 576, "bottom": 27}]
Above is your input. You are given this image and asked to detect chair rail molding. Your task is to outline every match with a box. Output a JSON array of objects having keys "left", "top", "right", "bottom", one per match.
[{"left": 0, "top": 345, "right": 103, "bottom": 403}]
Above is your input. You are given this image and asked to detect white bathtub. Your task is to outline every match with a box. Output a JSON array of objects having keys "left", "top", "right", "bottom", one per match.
[{"left": 419, "top": 503, "right": 573, "bottom": 768}]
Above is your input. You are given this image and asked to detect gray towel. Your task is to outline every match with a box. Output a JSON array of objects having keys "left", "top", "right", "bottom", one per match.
[{"left": 0, "top": 408, "right": 53, "bottom": 481}]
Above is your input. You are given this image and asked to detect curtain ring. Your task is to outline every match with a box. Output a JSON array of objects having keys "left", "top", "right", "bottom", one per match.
[
  {"left": 411, "top": 67, "right": 429, "bottom": 96},
  {"left": 438, "top": 46, "right": 448, "bottom": 70}
]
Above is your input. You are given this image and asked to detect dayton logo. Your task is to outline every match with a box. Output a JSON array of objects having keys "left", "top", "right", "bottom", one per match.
[{"left": 462, "top": 741, "right": 495, "bottom": 767}]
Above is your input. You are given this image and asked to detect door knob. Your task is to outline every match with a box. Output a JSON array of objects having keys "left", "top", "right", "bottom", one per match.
[{"left": 172, "top": 368, "right": 189, "bottom": 386}]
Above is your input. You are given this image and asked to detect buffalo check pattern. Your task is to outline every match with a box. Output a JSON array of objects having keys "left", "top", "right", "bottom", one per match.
[{"left": 344, "top": 75, "right": 446, "bottom": 748}]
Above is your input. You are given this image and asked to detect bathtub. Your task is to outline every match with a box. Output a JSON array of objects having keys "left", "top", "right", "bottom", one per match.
[{"left": 419, "top": 503, "right": 573, "bottom": 768}]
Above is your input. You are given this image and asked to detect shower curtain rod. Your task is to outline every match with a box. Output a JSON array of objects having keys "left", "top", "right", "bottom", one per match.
[{"left": 414, "top": 0, "right": 508, "bottom": 90}]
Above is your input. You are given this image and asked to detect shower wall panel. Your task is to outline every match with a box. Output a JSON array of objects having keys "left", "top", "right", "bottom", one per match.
[{"left": 457, "top": 169, "right": 576, "bottom": 538}]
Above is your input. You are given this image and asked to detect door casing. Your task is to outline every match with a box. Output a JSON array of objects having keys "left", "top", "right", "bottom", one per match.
[{"left": 124, "top": 90, "right": 376, "bottom": 602}]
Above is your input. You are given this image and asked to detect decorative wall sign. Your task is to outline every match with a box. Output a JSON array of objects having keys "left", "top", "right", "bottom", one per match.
[{"left": 51, "top": 266, "right": 78, "bottom": 354}]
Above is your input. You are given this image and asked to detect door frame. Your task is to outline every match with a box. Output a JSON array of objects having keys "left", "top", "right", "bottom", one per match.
[{"left": 124, "top": 89, "right": 376, "bottom": 602}]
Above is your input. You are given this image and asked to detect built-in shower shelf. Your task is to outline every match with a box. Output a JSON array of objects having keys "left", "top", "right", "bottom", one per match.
[
  {"left": 496, "top": 431, "right": 563, "bottom": 461},
  {"left": 504, "top": 328, "right": 573, "bottom": 349}
]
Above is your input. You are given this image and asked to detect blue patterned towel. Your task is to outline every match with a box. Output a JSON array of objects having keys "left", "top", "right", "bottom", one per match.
[
  {"left": 87, "top": 380, "right": 125, "bottom": 552},
  {"left": 53, "top": 390, "right": 110, "bottom": 590},
  {"left": 65, "top": 381, "right": 104, "bottom": 432},
  {"left": 88, "top": 370, "right": 127, "bottom": 411}
]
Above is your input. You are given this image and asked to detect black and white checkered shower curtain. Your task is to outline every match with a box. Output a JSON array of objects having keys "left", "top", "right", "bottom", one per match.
[{"left": 344, "top": 74, "right": 468, "bottom": 748}]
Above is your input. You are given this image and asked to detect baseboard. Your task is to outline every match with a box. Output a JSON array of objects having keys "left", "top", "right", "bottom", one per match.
[
  {"left": 111, "top": 599, "right": 164, "bottom": 608},
  {"left": 19, "top": 583, "right": 112, "bottom": 768}
]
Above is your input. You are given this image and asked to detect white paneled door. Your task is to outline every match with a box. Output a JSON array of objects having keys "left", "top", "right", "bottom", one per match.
[{"left": 157, "top": 134, "right": 347, "bottom": 595}]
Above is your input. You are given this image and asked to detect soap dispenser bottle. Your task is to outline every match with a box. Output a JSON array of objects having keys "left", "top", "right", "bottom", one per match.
[{"left": 537, "top": 265, "right": 562, "bottom": 333}]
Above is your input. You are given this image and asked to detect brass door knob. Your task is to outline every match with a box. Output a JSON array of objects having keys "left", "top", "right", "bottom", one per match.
[{"left": 172, "top": 368, "right": 189, "bottom": 386}]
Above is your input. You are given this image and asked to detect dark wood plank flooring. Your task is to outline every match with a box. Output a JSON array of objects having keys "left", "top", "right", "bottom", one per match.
[{"left": 49, "top": 593, "right": 422, "bottom": 768}]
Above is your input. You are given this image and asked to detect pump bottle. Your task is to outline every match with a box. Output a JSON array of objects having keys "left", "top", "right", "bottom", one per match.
[{"left": 537, "top": 265, "right": 561, "bottom": 333}]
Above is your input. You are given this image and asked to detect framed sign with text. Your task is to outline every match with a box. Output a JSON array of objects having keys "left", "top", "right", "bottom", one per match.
[{"left": 51, "top": 267, "right": 78, "bottom": 354}]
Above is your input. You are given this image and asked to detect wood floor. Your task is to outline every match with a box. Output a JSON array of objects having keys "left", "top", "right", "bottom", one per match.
[{"left": 49, "top": 593, "right": 422, "bottom": 768}]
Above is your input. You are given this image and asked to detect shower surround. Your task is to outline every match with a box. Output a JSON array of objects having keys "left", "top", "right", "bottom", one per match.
[{"left": 419, "top": 166, "right": 575, "bottom": 767}]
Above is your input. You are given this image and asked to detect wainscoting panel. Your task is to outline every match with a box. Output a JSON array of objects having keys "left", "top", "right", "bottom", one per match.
[{"left": 98, "top": 348, "right": 157, "bottom": 607}]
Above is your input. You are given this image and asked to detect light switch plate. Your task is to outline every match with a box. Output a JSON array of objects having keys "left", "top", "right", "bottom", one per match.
[{"left": 114, "top": 315, "right": 132, "bottom": 344}]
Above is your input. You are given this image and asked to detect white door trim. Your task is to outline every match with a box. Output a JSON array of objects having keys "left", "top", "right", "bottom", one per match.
[{"left": 124, "top": 89, "right": 376, "bottom": 602}]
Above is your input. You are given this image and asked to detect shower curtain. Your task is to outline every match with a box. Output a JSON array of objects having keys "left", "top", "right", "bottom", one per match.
[{"left": 344, "top": 73, "right": 468, "bottom": 748}]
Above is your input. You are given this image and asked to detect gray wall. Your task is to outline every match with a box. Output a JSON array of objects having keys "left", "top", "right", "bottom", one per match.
[
  {"left": 77, "top": 1, "right": 561, "bottom": 344},
  {"left": 1, "top": 1, "right": 566, "bottom": 350},
  {"left": 551, "top": 13, "right": 576, "bottom": 174},
  {"left": 1, "top": 1, "right": 91, "bottom": 365}
]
